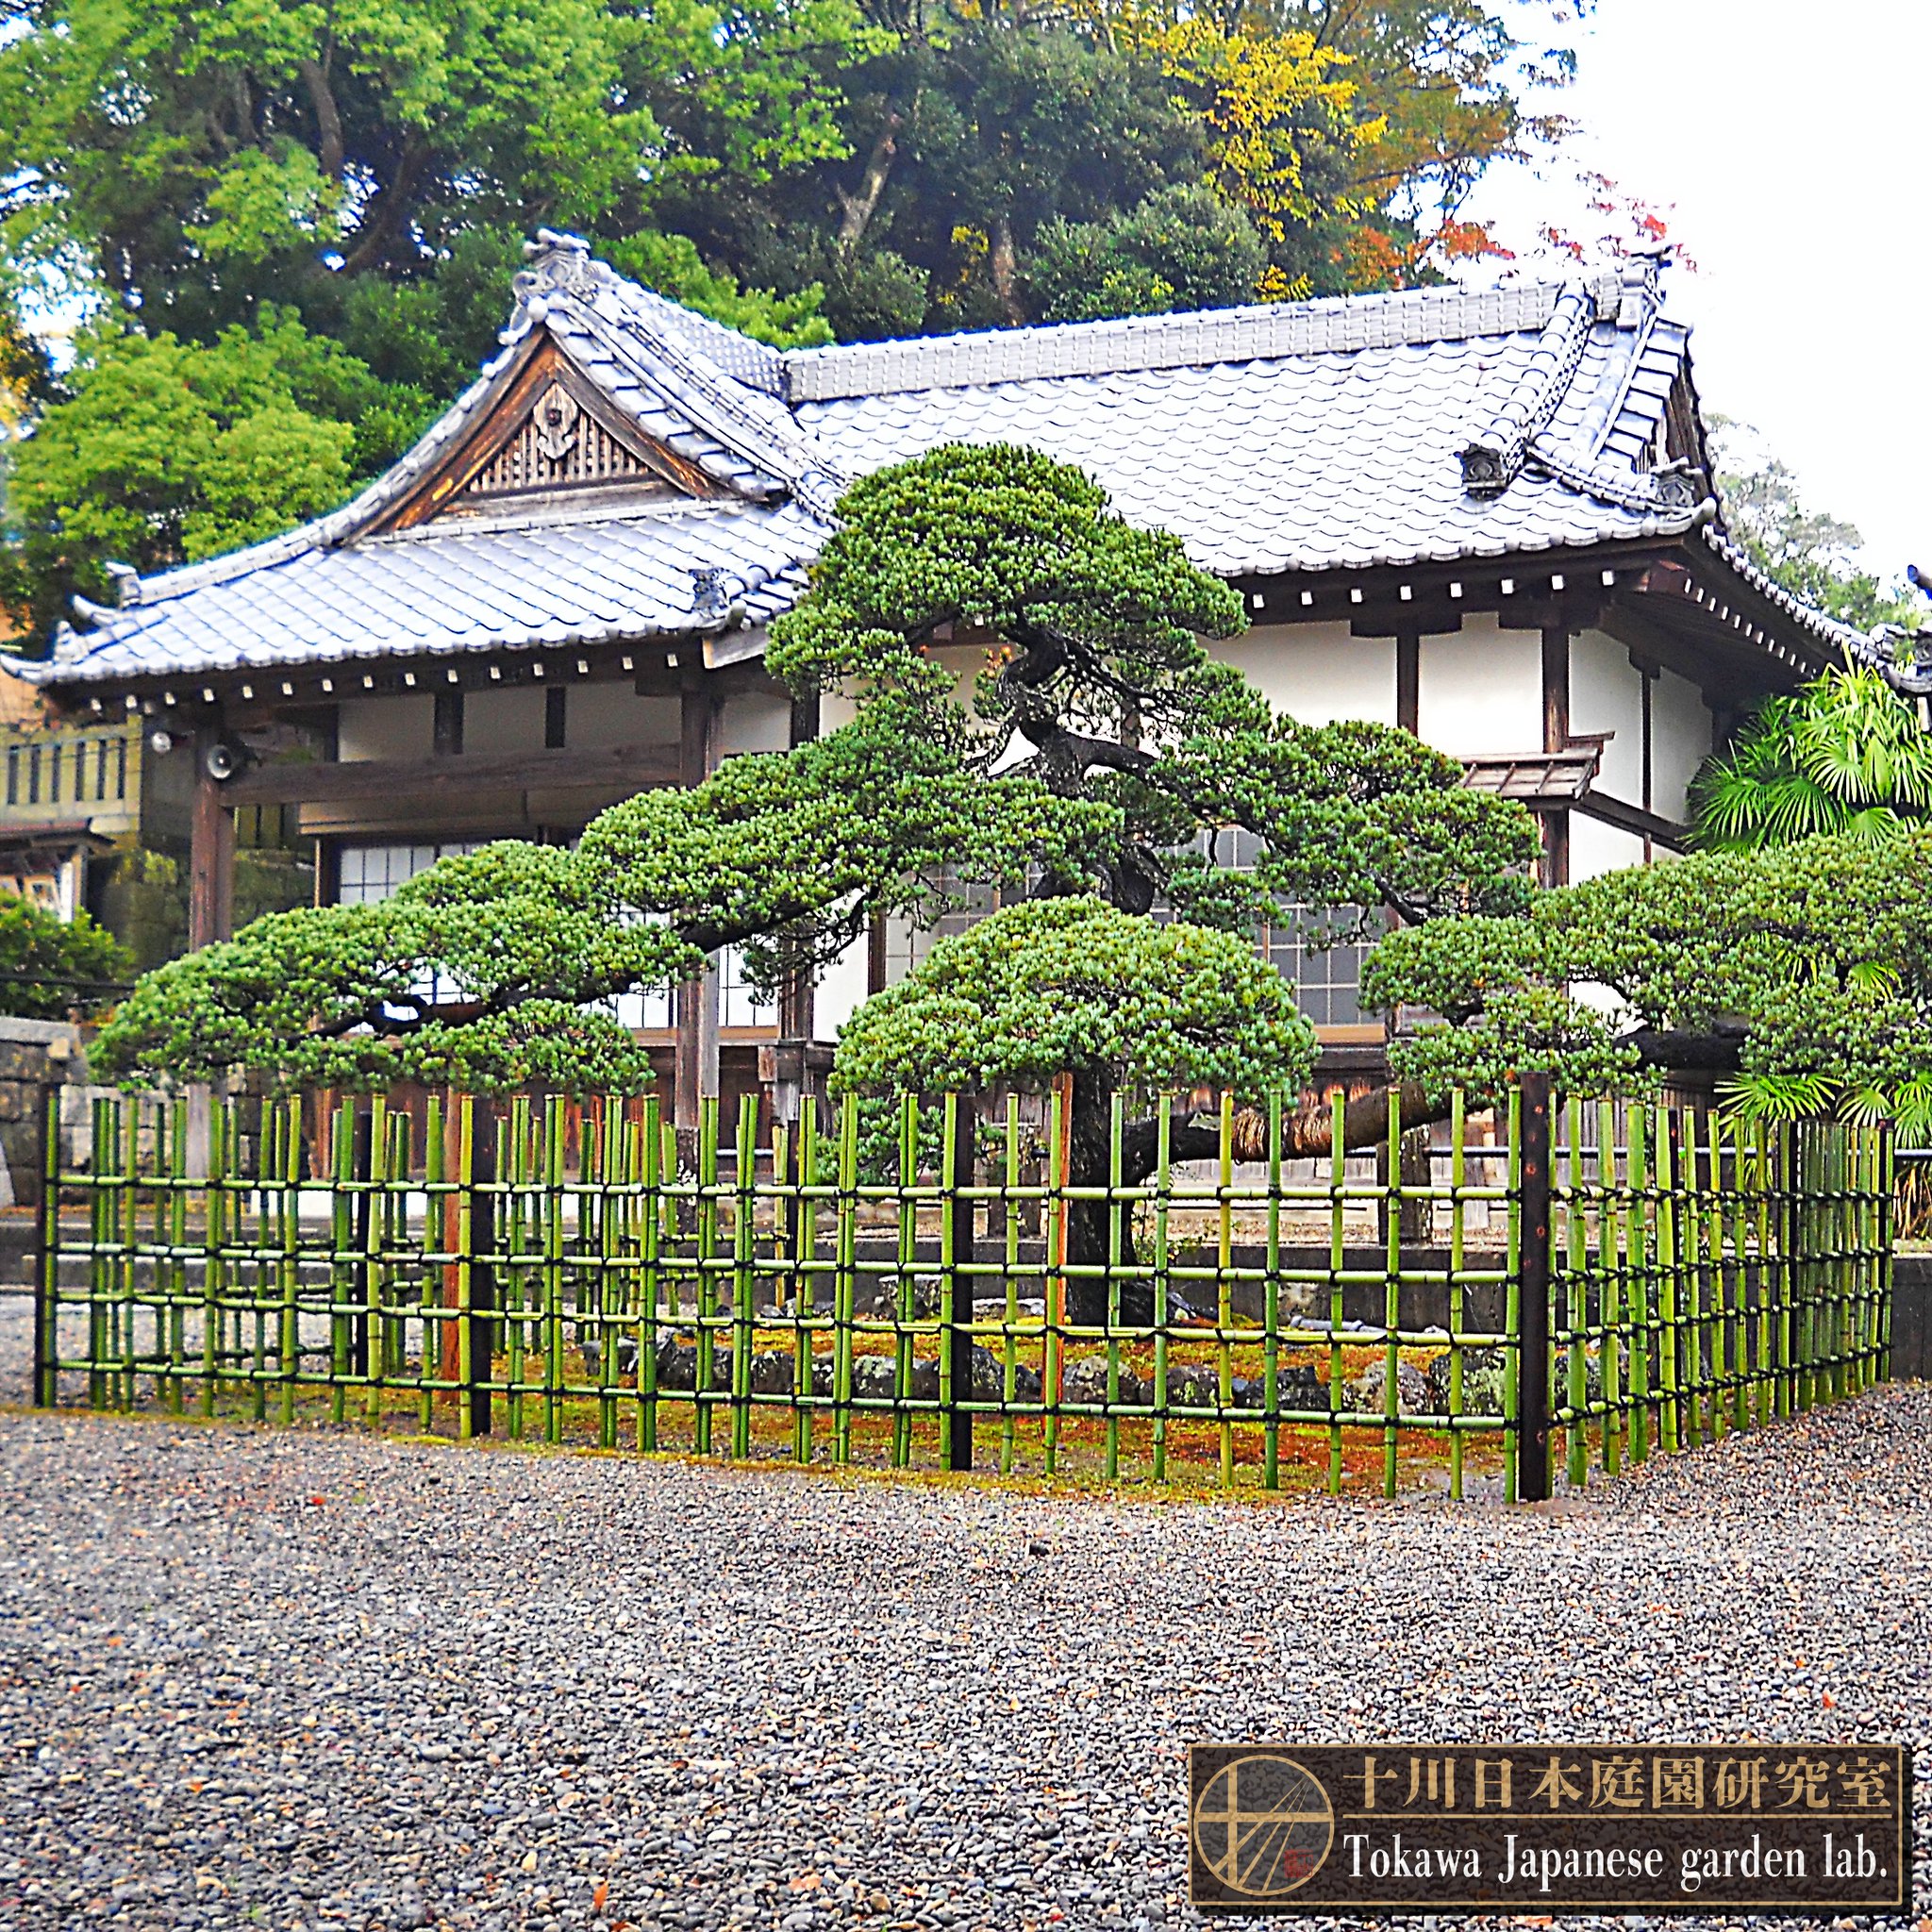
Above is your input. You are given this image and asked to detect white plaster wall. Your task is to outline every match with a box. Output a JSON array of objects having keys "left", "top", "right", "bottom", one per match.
[
  {"left": 463, "top": 688, "right": 544, "bottom": 756},
  {"left": 1571, "top": 813, "right": 1648, "bottom": 883},
  {"left": 813, "top": 926, "right": 871, "bottom": 1042},
  {"left": 338, "top": 695, "right": 432, "bottom": 762},
  {"left": 564, "top": 687, "right": 680, "bottom": 751},
  {"left": 716, "top": 691, "right": 793, "bottom": 758},
  {"left": 1210, "top": 623, "right": 1394, "bottom": 725},
  {"left": 1569, "top": 629, "right": 1644, "bottom": 804},
  {"left": 1651, "top": 668, "right": 1712, "bottom": 823},
  {"left": 1417, "top": 615, "right": 1540, "bottom": 755}
]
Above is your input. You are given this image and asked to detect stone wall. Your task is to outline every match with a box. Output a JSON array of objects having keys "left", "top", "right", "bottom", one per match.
[{"left": 0, "top": 1016, "right": 101, "bottom": 1209}]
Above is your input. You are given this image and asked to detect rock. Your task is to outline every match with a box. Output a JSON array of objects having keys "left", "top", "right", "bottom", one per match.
[
  {"left": 748, "top": 1352, "right": 793, "bottom": 1396},
  {"left": 1424, "top": 1347, "right": 1508, "bottom": 1419},
  {"left": 1164, "top": 1363, "right": 1217, "bottom": 1409},
  {"left": 1351, "top": 1357, "right": 1431, "bottom": 1415},
  {"left": 1061, "top": 1357, "right": 1147, "bottom": 1407}
]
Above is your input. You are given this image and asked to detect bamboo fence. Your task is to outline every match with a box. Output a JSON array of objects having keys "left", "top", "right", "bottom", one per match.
[{"left": 31, "top": 1077, "right": 1890, "bottom": 1500}]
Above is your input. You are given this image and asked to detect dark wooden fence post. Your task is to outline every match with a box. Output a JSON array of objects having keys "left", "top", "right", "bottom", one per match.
[
  {"left": 946, "top": 1091, "right": 976, "bottom": 1473},
  {"left": 1516, "top": 1073, "right": 1554, "bottom": 1502},
  {"left": 31, "top": 1082, "right": 56, "bottom": 1407}
]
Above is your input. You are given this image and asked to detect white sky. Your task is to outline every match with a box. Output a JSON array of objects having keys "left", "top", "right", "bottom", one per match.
[{"left": 1459, "top": 0, "right": 1929, "bottom": 582}]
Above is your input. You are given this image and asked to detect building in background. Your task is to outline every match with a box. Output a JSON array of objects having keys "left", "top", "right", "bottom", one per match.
[{"left": 0, "top": 235, "right": 1866, "bottom": 1108}]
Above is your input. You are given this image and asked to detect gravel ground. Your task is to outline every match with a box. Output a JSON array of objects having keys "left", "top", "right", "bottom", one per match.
[{"left": 1, "top": 1280, "right": 1928, "bottom": 1932}]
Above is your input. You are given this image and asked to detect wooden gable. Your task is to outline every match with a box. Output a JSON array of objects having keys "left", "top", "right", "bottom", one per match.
[{"left": 377, "top": 338, "right": 723, "bottom": 532}]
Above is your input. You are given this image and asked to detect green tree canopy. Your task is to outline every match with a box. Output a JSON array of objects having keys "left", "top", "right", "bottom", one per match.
[
  {"left": 1360, "top": 830, "right": 1932, "bottom": 1138},
  {"left": 0, "top": 891, "right": 130, "bottom": 1021}
]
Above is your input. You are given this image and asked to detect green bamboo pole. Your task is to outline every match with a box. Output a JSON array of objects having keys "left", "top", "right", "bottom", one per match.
[
  {"left": 1381, "top": 1088, "right": 1400, "bottom": 1500},
  {"left": 1216, "top": 1091, "right": 1237, "bottom": 1491},
  {"left": 1626, "top": 1105, "right": 1650, "bottom": 1462},
  {"left": 593, "top": 1100, "right": 619, "bottom": 1450},
  {"left": 891, "top": 1092, "right": 917, "bottom": 1471},
  {"left": 1564, "top": 1095, "right": 1587, "bottom": 1489},
  {"left": 1656, "top": 1103, "right": 1681, "bottom": 1454},
  {"left": 360, "top": 1098, "right": 387, "bottom": 1424},
  {"left": 542, "top": 1094, "right": 566, "bottom": 1444},
  {"left": 638, "top": 1094, "right": 662, "bottom": 1453},
  {"left": 166, "top": 1102, "right": 189, "bottom": 1418},
  {"left": 1447, "top": 1090, "right": 1466, "bottom": 1500},
  {"left": 731, "top": 1093, "right": 758, "bottom": 1461},
  {"left": 1151, "top": 1098, "right": 1172, "bottom": 1486},
  {"left": 419, "top": 1095, "right": 442, "bottom": 1432},
  {"left": 500, "top": 1097, "right": 526, "bottom": 1441},
  {"left": 1725, "top": 1111, "right": 1749, "bottom": 1433},
  {"left": 940, "top": 1091, "right": 965, "bottom": 1474},
  {"left": 119, "top": 1096, "right": 138, "bottom": 1410},
  {"left": 1502, "top": 1085, "right": 1522, "bottom": 1505},
  {"left": 328, "top": 1100, "right": 354, "bottom": 1424},
  {"left": 277, "top": 1096, "right": 301, "bottom": 1427},
  {"left": 1043, "top": 1080, "right": 1065, "bottom": 1478},
  {"left": 85, "top": 1096, "right": 106, "bottom": 1409},
  {"left": 792, "top": 1095, "right": 817, "bottom": 1466},
  {"left": 1263, "top": 1090, "right": 1283, "bottom": 1493},
  {"left": 1328, "top": 1089, "right": 1346, "bottom": 1496},
  {"left": 833, "top": 1091, "right": 858, "bottom": 1466},
  {"left": 1104, "top": 1091, "right": 1124, "bottom": 1483},
  {"left": 1000, "top": 1092, "right": 1022, "bottom": 1478},
  {"left": 1598, "top": 1099, "right": 1622, "bottom": 1477}
]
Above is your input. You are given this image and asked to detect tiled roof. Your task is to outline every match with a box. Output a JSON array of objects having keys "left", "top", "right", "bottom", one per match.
[
  {"left": 43, "top": 501, "right": 824, "bottom": 686},
  {"left": 13, "top": 235, "right": 1833, "bottom": 690}
]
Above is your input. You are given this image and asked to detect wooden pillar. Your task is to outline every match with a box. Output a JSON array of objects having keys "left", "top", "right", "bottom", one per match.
[
  {"left": 777, "top": 684, "right": 821, "bottom": 1051},
  {"left": 1395, "top": 631, "right": 1420, "bottom": 737},
  {"left": 189, "top": 730, "right": 236, "bottom": 950},
  {"left": 1541, "top": 625, "right": 1571, "bottom": 891},
  {"left": 674, "top": 677, "right": 718, "bottom": 1136}
]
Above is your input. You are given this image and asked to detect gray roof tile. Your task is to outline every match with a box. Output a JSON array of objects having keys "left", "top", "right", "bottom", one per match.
[{"left": 14, "top": 235, "right": 1858, "bottom": 690}]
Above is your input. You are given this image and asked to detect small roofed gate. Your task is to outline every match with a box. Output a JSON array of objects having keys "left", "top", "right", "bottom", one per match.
[{"left": 28, "top": 1077, "right": 1890, "bottom": 1499}]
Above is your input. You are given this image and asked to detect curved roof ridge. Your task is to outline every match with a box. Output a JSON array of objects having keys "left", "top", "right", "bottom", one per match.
[{"left": 780, "top": 275, "right": 1624, "bottom": 403}]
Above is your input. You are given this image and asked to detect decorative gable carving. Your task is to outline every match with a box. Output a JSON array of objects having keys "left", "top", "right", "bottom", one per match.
[
  {"left": 458, "top": 381, "right": 672, "bottom": 502},
  {"left": 380, "top": 339, "right": 723, "bottom": 532}
]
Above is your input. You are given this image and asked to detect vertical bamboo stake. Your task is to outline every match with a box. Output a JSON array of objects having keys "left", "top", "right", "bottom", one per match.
[
  {"left": 1151, "top": 1100, "right": 1172, "bottom": 1487},
  {"left": 640, "top": 1093, "right": 663, "bottom": 1455},
  {"left": 732, "top": 1093, "right": 758, "bottom": 1461},
  {"left": 1447, "top": 1090, "right": 1466, "bottom": 1501},
  {"left": 891, "top": 1092, "right": 917, "bottom": 1471},
  {"left": 1327, "top": 1089, "right": 1346, "bottom": 1497},
  {"left": 1105, "top": 1092, "right": 1124, "bottom": 1483},
  {"left": 1218, "top": 1091, "right": 1237, "bottom": 1491},
  {"left": 1598, "top": 1098, "right": 1622, "bottom": 1477},
  {"left": 832, "top": 1091, "right": 858, "bottom": 1466},
  {"left": 792, "top": 1094, "right": 817, "bottom": 1466},
  {"left": 1001, "top": 1092, "right": 1022, "bottom": 1478},
  {"left": 166, "top": 1102, "right": 189, "bottom": 1418},
  {"left": 361, "top": 1097, "right": 388, "bottom": 1425},
  {"left": 277, "top": 1095, "right": 301, "bottom": 1427},
  {"left": 1726, "top": 1111, "right": 1749, "bottom": 1433},
  {"left": 1381, "top": 1087, "right": 1401, "bottom": 1501},
  {"left": 542, "top": 1094, "right": 566, "bottom": 1445},
  {"left": 1656, "top": 1103, "right": 1680, "bottom": 1455},
  {"left": 120, "top": 1098, "right": 139, "bottom": 1410},
  {"left": 1564, "top": 1095, "right": 1587, "bottom": 1489},
  {"left": 1263, "top": 1091, "right": 1283, "bottom": 1494},
  {"left": 943, "top": 1091, "right": 977, "bottom": 1475},
  {"left": 1043, "top": 1079, "right": 1067, "bottom": 1478},
  {"left": 1625, "top": 1106, "right": 1650, "bottom": 1461}
]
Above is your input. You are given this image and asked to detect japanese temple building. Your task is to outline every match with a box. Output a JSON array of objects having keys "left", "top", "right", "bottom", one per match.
[{"left": 1, "top": 232, "right": 1868, "bottom": 1113}]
